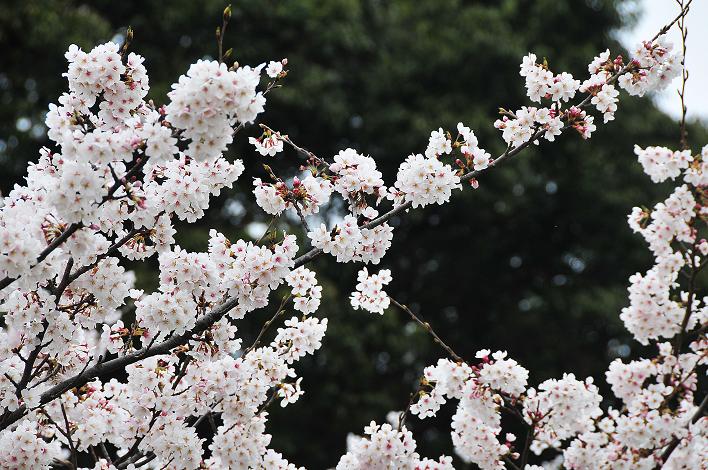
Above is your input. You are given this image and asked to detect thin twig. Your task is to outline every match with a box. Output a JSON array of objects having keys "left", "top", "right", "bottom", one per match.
[
  {"left": 398, "top": 378, "right": 425, "bottom": 431},
  {"left": 293, "top": 202, "right": 311, "bottom": 232},
  {"left": 60, "top": 403, "right": 78, "bottom": 469},
  {"left": 131, "top": 453, "right": 157, "bottom": 469},
  {"left": 113, "top": 409, "right": 160, "bottom": 466},
  {"left": 217, "top": 5, "right": 231, "bottom": 63},
  {"left": 389, "top": 296, "right": 465, "bottom": 364},
  {"left": 503, "top": 456, "right": 522, "bottom": 470},
  {"left": 650, "top": 0, "right": 692, "bottom": 43},
  {"left": 191, "top": 398, "right": 223, "bottom": 429},
  {"left": 14, "top": 322, "right": 50, "bottom": 399},
  {"left": 260, "top": 124, "right": 329, "bottom": 167},
  {"left": 676, "top": 0, "right": 689, "bottom": 150},
  {"left": 243, "top": 294, "right": 292, "bottom": 355},
  {"left": 255, "top": 216, "right": 279, "bottom": 245},
  {"left": 53, "top": 257, "right": 74, "bottom": 303},
  {"left": 98, "top": 443, "right": 112, "bottom": 464},
  {"left": 256, "top": 387, "right": 280, "bottom": 416},
  {"left": 672, "top": 239, "right": 698, "bottom": 358}
]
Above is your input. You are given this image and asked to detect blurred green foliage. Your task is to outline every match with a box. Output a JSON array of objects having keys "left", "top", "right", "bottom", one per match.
[{"left": 1, "top": 0, "right": 706, "bottom": 467}]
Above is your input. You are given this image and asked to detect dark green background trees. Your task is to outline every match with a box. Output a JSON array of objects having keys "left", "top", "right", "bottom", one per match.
[{"left": 2, "top": 0, "right": 705, "bottom": 467}]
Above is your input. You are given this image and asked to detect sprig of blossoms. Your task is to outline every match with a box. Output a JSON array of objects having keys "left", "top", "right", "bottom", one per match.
[
  {"left": 254, "top": 174, "right": 333, "bottom": 217},
  {"left": 389, "top": 153, "right": 461, "bottom": 208},
  {"left": 519, "top": 53, "right": 580, "bottom": 103},
  {"left": 618, "top": 35, "right": 682, "bottom": 97},
  {"left": 329, "top": 148, "right": 386, "bottom": 203},
  {"left": 634, "top": 145, "right": 692, "bottom": 183},
  {"left": 142, "top": 155, "right": 245, "bottom": 223},
  {"left": 250, "top": 130, "right": 284, "bottom": 156},
  {"left": 414, "top": 357, "right": 510, "bottom": 469},
  {"left": 477, "top": 350, "right": 529, "bottom": 397},
  {"left": 308, "top": 215, "right": 394, "bottom": 264},
  {"left": 165, "top": 60, "right": 265, "bottom": 160},
  {"left": 499, "top": 34, "right": 683, "bottom": 148},
  {"left": 336, "top": 421, "right": 454, "bottom": 470},
  {"left": 349, "top": 268, "right": 392, "bottom": 314},
  {"left": 494, "top": 105, "right": 566, "bottom": 148},
  {"left": 425, "top": 128, "right": 453, "bottom": 158},
  {"left": 457, "top": 122, "right": 492, "bottom": 172},
  {"left": 524, "top": 374, "right": 603, "bottom": 454},
  {"left": 64, "top": 42, "right": 149, "bottom": 127},
  {"left": 286, "top": 266, "right": 322, "bottom": 314},
  {"left": 274, "top": 316, "right": 328, "bottom": 364},
  {"left": 266, "top": 59, "right": 286, "bottom": 79}
]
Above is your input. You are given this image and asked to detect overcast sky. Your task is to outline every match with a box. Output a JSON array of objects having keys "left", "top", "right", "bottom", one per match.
[{"left": 617, "top": 0, "right": 707, "bottom": 121}]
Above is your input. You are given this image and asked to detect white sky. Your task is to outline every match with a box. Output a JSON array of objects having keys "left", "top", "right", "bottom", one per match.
[{"left": 617, "top": 0, "right": 708, "bottom": 121}]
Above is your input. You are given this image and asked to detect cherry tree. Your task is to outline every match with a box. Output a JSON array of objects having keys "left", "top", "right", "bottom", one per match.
[{"left": 0, "top": 2, "right": 704, "bottom": 469}]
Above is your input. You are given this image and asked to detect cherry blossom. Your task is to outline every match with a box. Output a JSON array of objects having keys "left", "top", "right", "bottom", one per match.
[
  {"left": 349, "top": 268, "right": 392, "bottom": 315},
  {"left": 0, "top": 7, "right": 703, "bottom": 469}
]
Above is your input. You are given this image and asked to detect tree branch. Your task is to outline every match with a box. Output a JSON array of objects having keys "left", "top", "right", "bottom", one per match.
[{"left": 389, "top": 296, "right": 464, "bottom": 364}]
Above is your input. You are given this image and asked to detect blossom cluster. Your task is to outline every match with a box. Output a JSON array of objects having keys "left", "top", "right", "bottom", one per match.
[
  {"left": 524, "top": 374, "right": 603, "bottom": 453},
  {"left": 286, "top": 266, "right": 322, "bottom": 314},
  {"left": 329, "top": 148, "right": 386, "bottom": 203},
  {"left": 634, "top": 144, "right": 693, "bottom": 183},
  {"left": 494, "top": 34, "right": 681, "bottom": 149},
  {"left": 255, "top": 35, "right": 681, "bottom": 272},
  {"left": 308, "top": 215, "right": 394, "bottom": 264},
  {"left": 457, "top": 123, "right": 492, "bottom": 172},
  {"left": 618, "top": 35, "right": 682, "bottom": 96},
  {"left": 336, "top": 421, "right": 454, "bottom": 470},
  {"left": 250, "top": 130, "right": 284, "bottom": 156},
  {"left": 349, "top": 268, "right": 392, "bottom": 314},
  {"left": 409, "top": 355, "right": 530, "bottom": 469},
  {"left": 519, "top": 53, "right": 580, "bottom": 103},
  {"left": 356, "top": 142, "right": 707, "bottom": 465},
  {"left": 389, "top": 153, "right": 461, "bottom": 208},
  {"left": 165, "top": 59, "right": 265, "bottom": 160},
  {"left": 621, "top": 168, "right": 703, "bottom": 344},
  {"left": 548, "top": 138, "right": 708, "bottom": 468},
  {"left": 494, "top": 104, "right": 567, "bottom": 147},
  {"left": 64, "top": 42, "right": 149, "bottom": 127},
  {"left": 254, "top": 174, "right": 333, "bottom": 216}
]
